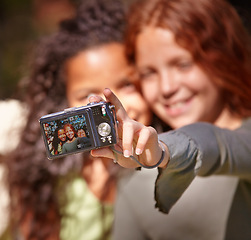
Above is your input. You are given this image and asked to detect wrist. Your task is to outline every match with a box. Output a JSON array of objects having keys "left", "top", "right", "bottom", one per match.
[{"left": 158, "top": 141, "right": 169, "bottom": 168}]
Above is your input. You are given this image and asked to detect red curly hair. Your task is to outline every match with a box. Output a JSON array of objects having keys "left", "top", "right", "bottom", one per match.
[{"left": 126, "top": 0, "right": 251, "bottom": 117}]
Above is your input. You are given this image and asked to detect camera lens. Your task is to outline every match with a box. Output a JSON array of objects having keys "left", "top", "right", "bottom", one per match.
[{"left": 98, "top": 122, "right": 111, "bottom": 136}]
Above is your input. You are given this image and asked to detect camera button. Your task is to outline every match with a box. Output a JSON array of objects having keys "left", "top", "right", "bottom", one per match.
[{"left": 64, "top": 107, "right": 76, "bottom": 113}]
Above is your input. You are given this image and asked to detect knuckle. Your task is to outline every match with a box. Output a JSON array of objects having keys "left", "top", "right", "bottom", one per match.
[
  {"left": 142, "top": 126, "right": 156, "bottom": 135},
  {"left": 123, "top": 120, "right": 134, "bottom": 129}
]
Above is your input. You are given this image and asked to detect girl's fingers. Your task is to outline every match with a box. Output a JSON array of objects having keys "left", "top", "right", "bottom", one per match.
[
  {"left": 91, "top": 146, "right": 140, "bottom": 168},
  {"left": 122, "top": 121, "right": 135, "bottom": 158},
  {"left": 89, "top": 88, "right": 129, "bottom": 122},
  {"left": 91, "top": 147, "right": 115, "bottom": 159},
  {"left": 89, "top": 95, "right": 105, "bottom": 103},
  {"left": 103, "top": 88, "right": 129, "bottom": 121},
  {"left": 135, "top": 126, "right": 153, "bottom": 155}
]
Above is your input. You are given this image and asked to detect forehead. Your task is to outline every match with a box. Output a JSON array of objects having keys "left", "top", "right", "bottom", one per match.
[
  {"left": 65, "top": 43, "right": 132, "bottom": 89},
  {"left": 136, "top": 27, "right": 191, "bottom": 65},
  {"left": 138, "top": 27, "right": 174, "bottom": 44}
]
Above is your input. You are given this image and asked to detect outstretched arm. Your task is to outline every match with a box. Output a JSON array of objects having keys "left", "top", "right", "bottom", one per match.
[{"left": 155, "top": 120, "right": 251, "bottom": 213}]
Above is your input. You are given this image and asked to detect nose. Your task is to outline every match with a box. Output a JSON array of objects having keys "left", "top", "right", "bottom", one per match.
[{"left": 159, "top": 70, "right": 178, "bottom": 98}]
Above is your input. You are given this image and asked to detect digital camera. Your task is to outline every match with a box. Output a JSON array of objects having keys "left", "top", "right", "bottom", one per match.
[{"left": 40, "top": 102, "right": 117, "bottom": 160}]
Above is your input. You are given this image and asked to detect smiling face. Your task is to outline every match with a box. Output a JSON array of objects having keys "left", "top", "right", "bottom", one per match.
[
  {"left": 136, "top": 27, "right": 226, "bottom": 129},
  {"left": 77, "top": 129, "right": 86, "bottom": 138},
  {"left": 64, "top": 125, "right": 75, "bottom": 141},
  {"left": 58, "top": 129, "right": 66, "bottom": 142},
  {"left": 65, "top": 43, "right": 151, "bottom": 125}
]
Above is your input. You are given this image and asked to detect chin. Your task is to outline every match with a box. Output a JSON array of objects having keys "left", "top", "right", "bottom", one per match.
[{"left": 169, "top": 117, "right": 198, "bottom": 129}]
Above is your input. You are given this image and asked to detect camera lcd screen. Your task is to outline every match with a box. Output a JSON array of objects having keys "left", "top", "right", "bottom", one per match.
[{"left": 41, "top": 113, "right": 94, "bottom": 158}]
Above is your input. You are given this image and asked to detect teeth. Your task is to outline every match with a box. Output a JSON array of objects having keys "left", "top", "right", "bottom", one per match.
[{"left": 169, "top": 102, "right": 184, "bottom": 109}]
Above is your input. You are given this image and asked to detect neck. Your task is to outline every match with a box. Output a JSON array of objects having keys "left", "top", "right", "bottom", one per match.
[
  {"left": 214, "top": 109, "right": 242, "bottom": 130},
  {"left": 68, "top": 137, "right": 76, "bottom": 143}
]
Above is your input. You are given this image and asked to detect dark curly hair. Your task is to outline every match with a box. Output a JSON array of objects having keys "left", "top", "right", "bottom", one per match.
[{"left": 7, "top": 0, "right": 126, "bottom": 239}]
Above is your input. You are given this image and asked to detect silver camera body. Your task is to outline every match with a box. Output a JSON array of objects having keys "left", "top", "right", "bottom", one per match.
[{"left": 40, "top": 102, "right": 117, "bottom": 160}]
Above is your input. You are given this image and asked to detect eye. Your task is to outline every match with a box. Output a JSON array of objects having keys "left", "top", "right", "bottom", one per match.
[
  {"left": 76, "top": 92, "right": 96, "bottom": 102},
  {"left": 176, "top": 60, "right": 193, "bottom": 71},
  {"left": 76, "top": 95, "right": 88, "bottom": 101},
  {"left": 121, "top": 79, "right": 134, "bottom": 88},
  {"left": 139, "top": 68, "right": 156, "bottom": 81},
  {"left": 118, "top": 79, "right": 136, "bottom": 92}
]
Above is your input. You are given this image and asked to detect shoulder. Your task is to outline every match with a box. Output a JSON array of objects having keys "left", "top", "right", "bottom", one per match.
[{"left": 240, "top": 117, "right": 251, "bottom": 130}]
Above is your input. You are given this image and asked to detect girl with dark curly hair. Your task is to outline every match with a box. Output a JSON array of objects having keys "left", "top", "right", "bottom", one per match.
[
  {"left": 6, "top": 0, "right": 151, "bottom": 239},
  {"left": 52, "top": 127, "right": 66, "bottom": 155}
]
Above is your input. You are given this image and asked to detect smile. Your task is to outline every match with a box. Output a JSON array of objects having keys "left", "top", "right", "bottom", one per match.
[
  {"left": 169, "top": 101, "right": 186, "bottom": 109},
  {"left": 165, "top": 97, "right": 193, "bottom": 116}
]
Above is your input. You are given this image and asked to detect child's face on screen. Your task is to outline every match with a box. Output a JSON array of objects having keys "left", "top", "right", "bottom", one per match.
[
  {"left": 65, "top": 43, "right": 152, "bottom": 125},
  {"left": 58, "top": 129, "right": 66, "bottom": 142},
  {"left": 136, "top": 27, "right": 225, "bottom": 129},
  {"left": 77, "top": 129, "right": 86, "bottom": 138}
]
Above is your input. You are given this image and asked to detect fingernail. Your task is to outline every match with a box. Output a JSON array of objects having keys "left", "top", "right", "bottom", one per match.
[
  {"left": 124, "top": 150, "right": 130, "bottom": 158},
  {"left": 135, "top": 148, "right": 142, "bottom": 155}
]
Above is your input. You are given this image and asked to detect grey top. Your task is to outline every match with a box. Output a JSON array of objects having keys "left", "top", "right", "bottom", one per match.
[
  {"left": 62, "top": 138, "right": 79, "bottom": 153},
  {"left": 62, "top": 137, "right": 91, "bottom": 153},
  {"left": 156, "top": 118, "right": 251, "bottom": 239},
  {"left": 113, "top": 118, "right": 251, "bottom": 240}
]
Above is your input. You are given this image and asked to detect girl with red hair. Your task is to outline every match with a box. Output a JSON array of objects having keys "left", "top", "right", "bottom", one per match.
[{"left": 90, "top": 0, "right": 251, "bottom": 239}]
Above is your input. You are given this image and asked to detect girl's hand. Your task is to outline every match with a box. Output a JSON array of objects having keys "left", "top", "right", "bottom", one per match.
[{"left": 89, "top": 88, "right": 169, "bottom": 169}]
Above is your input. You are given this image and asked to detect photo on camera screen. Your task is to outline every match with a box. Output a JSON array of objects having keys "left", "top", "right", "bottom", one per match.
[{"left": 42, "top": 114, "right": 93, "bottom": 158}]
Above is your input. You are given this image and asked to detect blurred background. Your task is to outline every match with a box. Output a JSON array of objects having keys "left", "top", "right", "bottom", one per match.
[
  {"left": 0, "top": 0, "right": 78, "bottom": 100},
  {"left": 0, "top": 0, "right": 250, "bottom": 100}
]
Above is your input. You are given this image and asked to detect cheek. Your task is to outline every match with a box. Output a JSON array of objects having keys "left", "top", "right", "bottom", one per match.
[
  {"left": 187, "top": 66, "right": 214, "bottom": 91},
  {"left": 132, "top": 96, "right": 149, "bottom": 114},
  {"left": 201, "top": 84, "right": 223, "bottom": 110},
  {"left": 76, "top": 99, "right": 89, "bottom": 107},
  {"left": 67, "top": 94, "right": 89, "bottom": 108},
  {"left": 187, "top": 70, "right": 224, "bottom": 115},
  {"left": 141, "top": 80, "right": 159, "bottom": 104},
  {"left": 66, "top": 81, "right": 89, "bottom": 107},
  {"left": 66, "top": 90, "right": 76, "bottom": 107},
  {"left": 117, "top": 92, "right": 151, "bottom": 124},
  {"left": 118, "top": 93, "right": 144, "bottom": 111}
]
